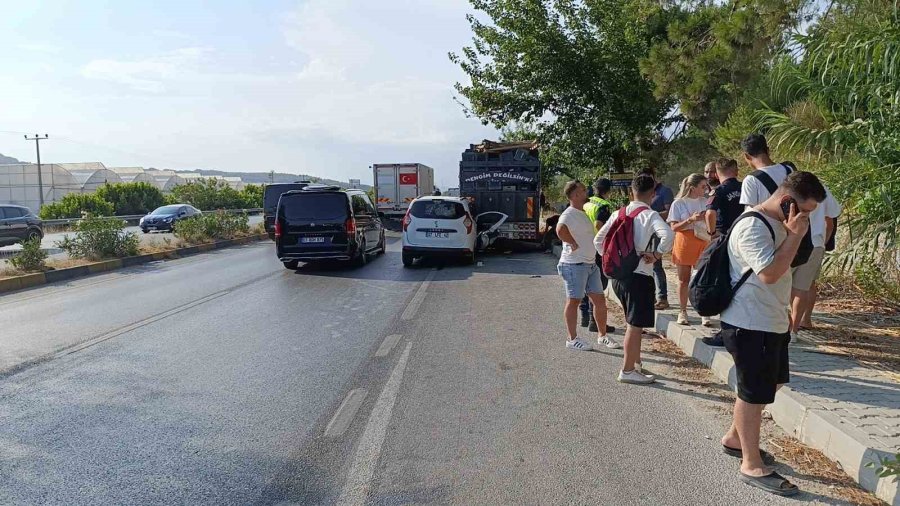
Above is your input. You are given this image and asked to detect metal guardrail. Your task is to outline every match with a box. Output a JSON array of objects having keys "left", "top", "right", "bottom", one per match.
[{"left": 42, "top": 208, "right": 264, "bottom": 228}]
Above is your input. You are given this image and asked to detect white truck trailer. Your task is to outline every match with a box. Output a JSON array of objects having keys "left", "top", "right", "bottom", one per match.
[{"left": 373, "top": 163, "right": 435, "bottom": 217}]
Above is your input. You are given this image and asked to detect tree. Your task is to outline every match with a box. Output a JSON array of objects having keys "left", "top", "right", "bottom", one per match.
[
  {"left": 451, "top": 0, "right": 673, "bottom": 175},
  {"left": 95, "top": 182, "right": 165, "bottom": 215},
  {"left": 239, "top": 184, "right": 264, "bottom": 209},
  {"left": 170, "top": 179, "right": 244, "bottom": 210},
  {"left": 39, "top": 193, "right": 115, "bottom": 219}
]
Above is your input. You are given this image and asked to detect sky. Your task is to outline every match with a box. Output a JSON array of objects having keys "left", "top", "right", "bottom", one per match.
[{"left": 0, "top": 0, "right": 498, "bottom": 188}]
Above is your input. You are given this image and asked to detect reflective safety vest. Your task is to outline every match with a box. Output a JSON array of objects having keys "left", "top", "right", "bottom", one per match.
[{"left": 583, "top": 197, "right": 614, "bottom": 232}]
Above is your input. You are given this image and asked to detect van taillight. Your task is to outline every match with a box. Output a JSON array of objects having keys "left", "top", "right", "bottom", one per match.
[
  {"left": 274, "top": 220, "right": 282, "bottom": 238},
  {"left": 346, "top": 217, "right": 357, "bottom": 235},
  {"left": 402, "top": 211, "right": 411, "bottom": 232},
  {"left": 464, "top": 215, "right": 473, "bottom": 234}
]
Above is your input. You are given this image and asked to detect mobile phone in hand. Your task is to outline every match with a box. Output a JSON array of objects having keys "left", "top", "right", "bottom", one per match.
[{"left": 780, "top": 198, "right": 797, "bottom": 220}]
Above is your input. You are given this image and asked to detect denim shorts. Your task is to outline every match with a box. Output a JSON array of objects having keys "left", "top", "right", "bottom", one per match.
[{"left": 557, "top": 262, "right": 605, "bottom": 300}]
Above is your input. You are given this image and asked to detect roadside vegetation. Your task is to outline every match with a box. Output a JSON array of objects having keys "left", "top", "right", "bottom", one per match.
[
  {"left": 173, "top": 211, "right": 251, "bottom": 245},
  {"left": 7, "top": 238, "right": 47, "bottom": 272},
  {"left": 56, "top": 215, "right": 140, "bottom": 260}
]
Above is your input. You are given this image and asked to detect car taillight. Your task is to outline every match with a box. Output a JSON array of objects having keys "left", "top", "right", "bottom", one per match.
[
  {"left": 274, "top": 220, "right": 282, "bottom": 238},
  {"left": 402, "top": 212, "right": 411, "bottom": 232},
  {"left": 464, "top": 215, "right": 473, "bottom": 234},
  {"left": 346, "top": 217, "right": 357, "bottom": 235}
]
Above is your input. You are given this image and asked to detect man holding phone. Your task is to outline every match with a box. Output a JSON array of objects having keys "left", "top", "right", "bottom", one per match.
[{"left": 719, "top": 171, "right": 826, "bottom": 496}]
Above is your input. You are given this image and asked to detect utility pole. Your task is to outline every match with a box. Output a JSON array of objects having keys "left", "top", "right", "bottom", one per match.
[{"left": 24, "top": 134, "right": 49, "bottom": 207}]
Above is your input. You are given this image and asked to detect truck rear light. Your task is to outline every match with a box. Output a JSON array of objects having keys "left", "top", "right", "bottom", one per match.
[
  {"left": 346, "top": 217, "right": 357, "bottom": 235},
  {"left": 464, "top": 215, "right": 473, "bottom": 234},
  {"left": 402, "top": 211, "right": 411, "bottom": 232},
  {"left": 274, "top": 220, "right": 282, "bottom": 238}
]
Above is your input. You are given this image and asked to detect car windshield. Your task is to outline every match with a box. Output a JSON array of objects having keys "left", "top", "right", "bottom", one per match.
[
  {"left": 150, "top": 206, "right": 182, "bottom": 215},
  {"left": 409, "top": 200, "right": 466, "bottom": 220},
  {"left": 280, "top": 193, "right": 347, "bottom": 221}
]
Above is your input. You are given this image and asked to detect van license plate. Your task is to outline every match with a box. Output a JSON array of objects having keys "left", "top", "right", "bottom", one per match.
[
  {"left": 426, "top": 232, "right": 449, "bottom": 239},
  {"left": 301, "top": 237, "right": 325, "bottom": 243}
]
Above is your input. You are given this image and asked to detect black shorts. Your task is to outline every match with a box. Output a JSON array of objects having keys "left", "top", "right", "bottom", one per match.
[
  {"left": 611, "top": 274, "right": 655, "bottom": 328},
  {"left": 721, "top": 323, "right": 790, "bottom": 405},
  {"left": 595, "top": 253, "right": 609, "bottom": 290}
]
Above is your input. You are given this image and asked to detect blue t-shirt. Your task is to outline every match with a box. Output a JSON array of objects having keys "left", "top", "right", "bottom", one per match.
[{"left": 650, "top": 183, "right": 674, "bottom": 213}]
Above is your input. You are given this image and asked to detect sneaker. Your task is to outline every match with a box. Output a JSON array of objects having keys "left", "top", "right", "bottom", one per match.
[
  {"left": 655, "top": 299, "right": 670, "bottom": 310},
  {"left": 588, "top": 319, "right": 598, "bottom": 332},
  {"left": 701, "top": 317, "right": 713, "bottom": 327},
  {"left": 634, "top": 362, "right": 656, "bottom": 380},
  {"left": 676, "top": 312, "right": 689, "bottom": 325},
  {"left": 702, "top": 332, "right": 725, "bottom": 347},
  {"left": 790, "top": 332, "right": 800, "bottom": 346},
  {"left": 618, "top": 369, "right": 656, "bottom": 384},
  {"left": 598, "top": 335, "right": 622, "bottom": 349},
  {"left": 566, "top": 338, "right": 593, "bottom": 351}
]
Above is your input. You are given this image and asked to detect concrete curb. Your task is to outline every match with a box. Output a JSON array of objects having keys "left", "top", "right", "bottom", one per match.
[
  {"left": 657, "top": 314, "right": 900, "bottom": 505},
  {"left": 0, "top": 234, "right": 268, "bottom": 295}
]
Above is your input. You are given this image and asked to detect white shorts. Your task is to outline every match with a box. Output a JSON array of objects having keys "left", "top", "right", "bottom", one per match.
[{"left": 792, "top": 247, "right": 825, "bottom": 291}]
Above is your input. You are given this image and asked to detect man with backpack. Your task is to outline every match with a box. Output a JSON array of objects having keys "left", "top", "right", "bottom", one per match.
[
  {"left": 594, "top": 174, "right": 673, "bottom": 384},
  {"left": 556, "top": 181, "right": 617, "bottom": 351},
  {"left": 714, "top": 171, "right": 825, "bottom": 496}
]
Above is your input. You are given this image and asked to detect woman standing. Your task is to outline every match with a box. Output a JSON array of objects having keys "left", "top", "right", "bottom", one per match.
[{"left": 668, "top": 173, "right": 711, "bottom": 326}]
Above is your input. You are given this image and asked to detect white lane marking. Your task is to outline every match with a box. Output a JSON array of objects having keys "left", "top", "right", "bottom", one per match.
[
  {"left": 337, "top": 342, "right": 412, "bottom": 506},
  {"left": 325, "top": 389, "right": 369, "bottom": 437},
  {"left": 375, "top": 334, "right": 403, "bottom": 358},
  {"left": 400, "top": 270, "right": 436, "bottom": 321},
  {"left": 53, "top": 290, "right": 230, "bottom": 358}
]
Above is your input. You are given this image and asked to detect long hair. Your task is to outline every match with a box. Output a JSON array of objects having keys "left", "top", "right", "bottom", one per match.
[{"left": 676, "top": 173, "right": 707, "bottom": 200}]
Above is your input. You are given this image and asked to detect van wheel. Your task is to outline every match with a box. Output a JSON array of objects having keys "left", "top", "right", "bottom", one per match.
[
  {"left": 377, "top": 231, "right": 386, "bottom": 255},
  {"left": 402, "top": 251, "right": 414, "bottom": 267},
  {"left": 283, "top": 260, "right": 299, "bottom": 270},
  {"left": 354, "top": 240, "right": 368, "bottom": 267}
]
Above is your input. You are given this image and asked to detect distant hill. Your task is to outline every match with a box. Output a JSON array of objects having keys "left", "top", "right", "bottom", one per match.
[
  {"left": 170, "top": 169, "right": 371, "bottom": 189},
  {"left": 0, "top": 153, "right": 24, "bottom": 164}
]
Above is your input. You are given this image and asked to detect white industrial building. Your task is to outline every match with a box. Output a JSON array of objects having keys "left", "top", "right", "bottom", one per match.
[{"left": 109, "top": 167, "right": 157, "bottom": 185}]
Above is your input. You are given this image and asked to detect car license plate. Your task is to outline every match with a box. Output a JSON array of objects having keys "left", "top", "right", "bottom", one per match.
[
  {"left": 301, "top": 237, "right": 325, "bottom": 243},
  {"left": 426, "top": 232, "right": 449, "bottom": 239}
]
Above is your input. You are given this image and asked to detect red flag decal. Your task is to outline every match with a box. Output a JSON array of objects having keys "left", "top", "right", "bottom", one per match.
[{"left": 399, "top": 173, "right": 418, "bottom": 185}]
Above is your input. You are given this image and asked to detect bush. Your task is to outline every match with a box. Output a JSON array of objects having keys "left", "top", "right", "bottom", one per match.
[
  {"left": 170, "top": 179, "right": 244, "bottom": 210},
  {"left": 9, "top": 238, "right": 47, "bottom": 272},
  {"left": 240, "top": 184, "right": 263, "bottom": 209},
  {"left": 57, "top": 215, "right": 139, "bottom": 260},
  {"left": 39, "top": 193, "right": 115, "bottom": 219},
  {"left": 174, "top": 211, "right": 250, "bottom": 244},
  {"left": 95, "top": 182, "right": 165, "bottom": 215}
]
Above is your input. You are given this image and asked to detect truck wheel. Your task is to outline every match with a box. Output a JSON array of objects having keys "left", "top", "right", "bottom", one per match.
[
  {"left": 283, "top": 260, "right": 299, "bottom": 270},
  {"left": 402, "top": 251, "right": 414, "bottom": 267}
]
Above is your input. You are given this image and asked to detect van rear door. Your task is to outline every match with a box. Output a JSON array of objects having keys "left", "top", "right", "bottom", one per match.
[{"left": 278, "top": 193, "right": 350, "bottom": 254}]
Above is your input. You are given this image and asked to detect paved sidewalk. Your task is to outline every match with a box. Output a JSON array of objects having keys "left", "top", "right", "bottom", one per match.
[{"left": 653, "top": 269, "right": 900, "bottom": 505}]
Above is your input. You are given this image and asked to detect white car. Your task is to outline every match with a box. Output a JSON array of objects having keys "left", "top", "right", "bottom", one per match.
[{"left": 401, "top": 196, "right": 476, "bottom": 266}]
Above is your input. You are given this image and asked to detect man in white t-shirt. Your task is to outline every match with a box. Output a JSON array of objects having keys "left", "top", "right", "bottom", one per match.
[
  {"left": 739, "top": 133, "right": 793, "bottom": 208},
  {"left": 790, "top": 186, "right": 842, "bottom": 339},
  {"left": 556, "top": 181, "right": 619, "bottom": 352},
  {"left": 719, "top": 171, "right": 826, "bottom": 497}
]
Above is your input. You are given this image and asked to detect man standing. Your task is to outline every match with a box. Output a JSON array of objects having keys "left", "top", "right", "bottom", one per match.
[
  {"left": 790, "top": 185, "right": 841, "bottom": 341},
  {"left": 556, "top": 181, "right": 618, "bottom": 351},
  {"left": 702, "top": 158, "right": 745, "bottom": 342},
  {"left": 595, "top": 174, "right": 674, "bottom": 384},
  {"left": 580, "top": 178, "right": 617, "bottom": 337},
  {"left": 704, "top": 161, "right": 720, "bottom": 195},
  {"left": 740, "top": 134, "right": 793, "bottom": 207},
  {"left": 719, "top": 171, "right": 825, "bottom": 496},
  {"left": 641, "top": 168, "right": 674, "bottom": 310}
]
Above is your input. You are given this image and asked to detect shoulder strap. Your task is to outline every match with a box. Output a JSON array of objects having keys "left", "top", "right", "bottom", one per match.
[
  {"left": 781, "top": 161, "right": 796, "bottom": 174},
  {"left": 750, "top": 169, "right": 778, "bottom": 195},
  {"left": 728, "top": 211, "right": 776, "bottom": 294},
  {"left": 626, "top": 206, "right": 649, "bottom": 219}
]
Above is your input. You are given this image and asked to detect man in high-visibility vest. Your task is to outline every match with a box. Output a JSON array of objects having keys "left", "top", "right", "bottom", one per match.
[{"left": 580, "top": 178, "right": 616, "bottom": 335}]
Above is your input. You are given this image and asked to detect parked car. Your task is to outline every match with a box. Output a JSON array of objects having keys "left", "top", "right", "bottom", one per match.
[
  {"left": 140, "top": 205, "right": 201, "bottom": 233},
  {"left": 0, "top": 205, "right": 43, "bottom": 246},
  {"left": 275, "top": 185, "right": 385, "bottom": 269},
  {"left": 401, "top": 196, "right": 476, "bottom": 267},
  {"left": 263, "top": 182, "right": 311, "bottom": 240}
]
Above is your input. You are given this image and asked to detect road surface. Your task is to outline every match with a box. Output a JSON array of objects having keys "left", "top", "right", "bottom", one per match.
[{"left": 0, "top": 238, "right": 831, "bottom": 505}]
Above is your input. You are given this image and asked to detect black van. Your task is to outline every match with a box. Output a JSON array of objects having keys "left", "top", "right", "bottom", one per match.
[
  {"left": 275, "top": 186, "right": 386, "bottom": 269},
  {"left": 263, "top": 182, "right": 312, "bottom": 240}
]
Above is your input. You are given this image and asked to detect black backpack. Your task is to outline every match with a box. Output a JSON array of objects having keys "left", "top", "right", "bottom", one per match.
[
  {"left": 750, "top": 162, "right": 814, "bottom": 267},
  {"left": 689, "top": 211, "right": 775, "bottom": 317}
]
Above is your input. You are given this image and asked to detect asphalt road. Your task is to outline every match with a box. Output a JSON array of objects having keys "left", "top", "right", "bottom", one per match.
[{"left": 0, "top": 238, "right": 821, "bottom": 505}]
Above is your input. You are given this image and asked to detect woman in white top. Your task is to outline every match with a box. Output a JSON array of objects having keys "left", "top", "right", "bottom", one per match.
[{"left": 668, "top": 173, "right": 710, "bottom": 325}]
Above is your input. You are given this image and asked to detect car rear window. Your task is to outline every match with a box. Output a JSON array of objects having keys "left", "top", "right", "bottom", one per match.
[
  {"left": 280, "top": 193, "right": 347, "bottom": 221},
  {"left": 264, "top": 184, "right": 307, "bottom": 212},
  {"left": 409, "top": 200, "right": 466, "bottom": 220}
]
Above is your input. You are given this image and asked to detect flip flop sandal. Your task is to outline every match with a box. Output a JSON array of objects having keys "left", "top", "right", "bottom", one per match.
[
  {"left": 723, "top": 445, "right": 776, "bottom": 465},
  {"left": 739, "top": 471, "right": 799, "bottom": 496}
]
